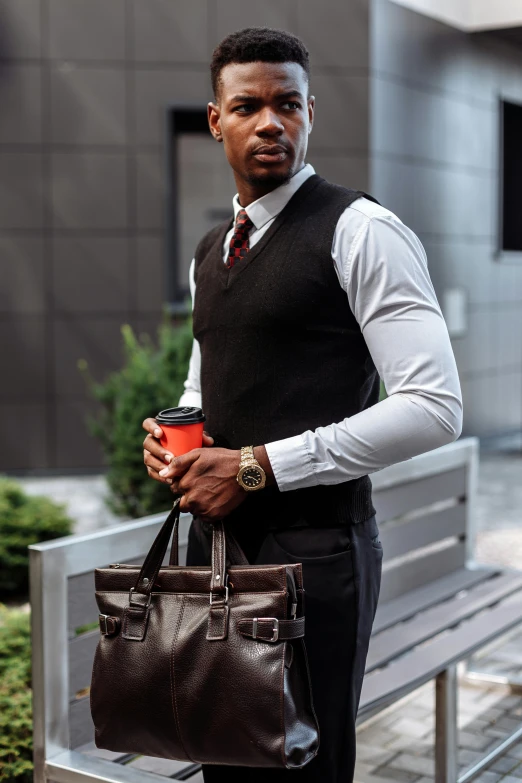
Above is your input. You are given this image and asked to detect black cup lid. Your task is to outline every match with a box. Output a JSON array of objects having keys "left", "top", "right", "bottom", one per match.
[{"left": 155, "top": 406, "right": 205, "bottom": 425}]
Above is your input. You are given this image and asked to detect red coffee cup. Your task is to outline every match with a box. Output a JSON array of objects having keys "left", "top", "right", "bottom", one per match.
[{"left": 155, "top": 406, "right": 206, "bottom": 456}]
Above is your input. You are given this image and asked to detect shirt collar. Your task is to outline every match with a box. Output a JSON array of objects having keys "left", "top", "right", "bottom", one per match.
[{"left": 232, "top": 162, "right": 316, "bottom": 231}]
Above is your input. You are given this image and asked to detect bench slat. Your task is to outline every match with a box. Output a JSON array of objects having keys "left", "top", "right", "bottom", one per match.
[
  {"left": 372, "top": 566, "right": 495, "bottom": 634},
  {"left": 379, "top": 541, "right": 467, "bottom": 603},
  {"left": 69, "top": 629, "right": 99, "bottom": 697},
  {"left": 360, "top": 589, "right": 522, "bottom": 715},
  {"left": 367, "top": 571, "right": 522, "bottom": 671},
  {"left": 379, "top": 502, "right": 466, "bottom": 561},
  {"left": 373, "top": 466, "right": 466, "bottom": 522},
  {"left": 70, "top": 696, "right": 94, "bottom": 749}
]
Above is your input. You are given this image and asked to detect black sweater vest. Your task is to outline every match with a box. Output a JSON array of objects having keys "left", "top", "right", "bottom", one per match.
[{"left": 192, "top": 173, "right": 381, "bottom": 534}]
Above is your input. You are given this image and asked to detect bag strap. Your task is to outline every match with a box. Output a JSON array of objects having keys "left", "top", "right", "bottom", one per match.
[{"left": 168, "top": 495, "right": 249, "bottom": 568}]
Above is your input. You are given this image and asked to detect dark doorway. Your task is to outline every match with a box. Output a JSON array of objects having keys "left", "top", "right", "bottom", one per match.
[{"left": 167, "top": 107, "right": 236, "bottom": 311}]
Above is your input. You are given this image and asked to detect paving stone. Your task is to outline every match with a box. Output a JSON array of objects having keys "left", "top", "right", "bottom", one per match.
[
  {"left": 460, "top": 717, "right": 492, "bottom": 732},
  {"left": 383, "top": 735, "right": 432, "bottom": 752},
  {"left": 356, "top": 744, "right": 398, "bottom": 767},
  {"left": 505, "top": 766, "right": 522, "bottom": 781},
  {"left": 372, "top": 765, "right": 420, "bottom": 782},
  {"left": 489, "top": 755, "right": 520, "bottom": 774},
  {"left": 388, "top": 753, "right": 434, "bottom": 777},
  {"left": 485, "top": 726, "right": 512, "bottom": 739},
  {"left": 459, "top": 748, "right": 485, "bottom": 767},
  {"left": 472, "top": 772, "right": 502, "bottom": 783},
  {"left": 357, "top": 727, "right": 398, "bottom": 747},
  {"left": 389, "top": 718, "right": 432, "bottom": 739},
  {"left": 354, "top": 772, "right": 407, "bottom": 783},
  {"left": 399, "top": 703, "right": 433, "bottom": 720},
  {"left": 459, "top": 731, "right": 499, "bottom": 751},
  {"left": 494, "top": 716, "right": 522, "bottom": 732},
  {"left": 506, "top": 745, "right": 522, "bottom": 761},
  {"left": 480, "top": 707, "right": 509, "bottom": 722}
]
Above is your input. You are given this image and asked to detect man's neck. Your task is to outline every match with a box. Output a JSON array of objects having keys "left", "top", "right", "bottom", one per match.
[{"left": 236, "top": 163, "right": 306, "bottom": 207}]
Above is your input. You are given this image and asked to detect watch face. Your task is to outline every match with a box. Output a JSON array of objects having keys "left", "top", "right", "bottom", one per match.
[{"left": 242, "top": 467, "right": 263, "bottom": 488}]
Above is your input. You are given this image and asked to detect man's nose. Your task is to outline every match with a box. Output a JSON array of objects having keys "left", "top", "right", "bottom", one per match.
[{"left": 256, "top": 108, "right": 284, "bottom": 134}]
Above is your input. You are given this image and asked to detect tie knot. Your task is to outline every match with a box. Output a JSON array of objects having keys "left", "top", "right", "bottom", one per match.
[{"left": 235, "top": 208, "right": 253, "bottom": 233}]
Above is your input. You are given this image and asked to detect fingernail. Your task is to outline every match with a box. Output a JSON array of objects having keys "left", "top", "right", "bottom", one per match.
[
  {"left": 164, "top": 453, "right": 173, "bottom": 463},
  {"left": 155, "top": 428, "right": 162, "bottom": 437},
  {"left": 166, "top": 478, "right": 173, "bottom": 484},
  {"left": 159, "top": 467, "right": 169, "bottom": 476}
]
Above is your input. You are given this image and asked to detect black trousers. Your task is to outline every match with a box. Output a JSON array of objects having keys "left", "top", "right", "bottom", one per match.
[{"left": 185, "top": 511, "right": 383, "bottom": 783}]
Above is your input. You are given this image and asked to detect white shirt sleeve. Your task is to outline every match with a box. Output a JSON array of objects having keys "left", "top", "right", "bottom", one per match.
[
  {"left": 178, "top": 256, "right": 203, "bottom": 408},
  {"left": 264, "top": 206, "right": 464, "bottom": 492}
]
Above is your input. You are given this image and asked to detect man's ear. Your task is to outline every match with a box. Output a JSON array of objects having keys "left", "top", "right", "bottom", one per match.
[
  {"left": 208, "top": 101, "right": 222, "bottom": 142},
  {"left": 307, "top": 95, "right": 315, "bottom": 134}
]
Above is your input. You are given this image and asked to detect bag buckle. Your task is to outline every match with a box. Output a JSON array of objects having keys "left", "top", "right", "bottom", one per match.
[
  {"left": 129, "top": 586, "right": 152, "bottom": 608},
  {"left": 252, "top": 617, "right": 279, "bottom": 642},
  {"left": 99, "top": 613, "right": 109, "bottom": 635},
  {"left": 209, "top": 584, "right": 229, "bottom": 605}
]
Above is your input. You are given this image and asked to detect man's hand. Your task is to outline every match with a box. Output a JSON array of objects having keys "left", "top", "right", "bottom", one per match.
[
  {"left": 142, "top": 417, "right": 215, "bottom": 487},
  {"left": 157, "top": 446, "right": 249, "bottom": 520},
  {"left": 141, "top": 417, "right": 247, "bottom": 520}
]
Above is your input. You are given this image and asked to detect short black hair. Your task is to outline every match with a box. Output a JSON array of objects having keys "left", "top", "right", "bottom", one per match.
[{"left": 210, "top": 27, "right": 310, "bottom": 101}]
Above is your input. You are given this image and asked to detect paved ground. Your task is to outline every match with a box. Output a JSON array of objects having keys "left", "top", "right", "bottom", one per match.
[{"left": 15, "top": 442, "right": 522, "bottom": 782}]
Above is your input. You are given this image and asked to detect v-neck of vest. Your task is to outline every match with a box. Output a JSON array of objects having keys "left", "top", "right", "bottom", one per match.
[{"left": 217, "top": 173, "right": 323, "bottom": 289}]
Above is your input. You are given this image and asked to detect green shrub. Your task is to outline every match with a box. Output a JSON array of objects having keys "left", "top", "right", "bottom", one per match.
[
  {"left": 79, "top": 309, "right": 194, "bottom": 519},
  {"left": 0, "top": 603, "right": 32, "bottom": 782},
  {"left": 0, "top": 478, "right": 73, "bottom": 597}
]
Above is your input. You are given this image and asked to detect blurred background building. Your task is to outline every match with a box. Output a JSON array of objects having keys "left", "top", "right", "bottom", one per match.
[{"left": 1, "top": 0, "right": 521, "bottom": 473}]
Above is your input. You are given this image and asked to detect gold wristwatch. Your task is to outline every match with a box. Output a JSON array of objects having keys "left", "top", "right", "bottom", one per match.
[{"left": 236, "top": 445, "right": 267, "bottom": 491}]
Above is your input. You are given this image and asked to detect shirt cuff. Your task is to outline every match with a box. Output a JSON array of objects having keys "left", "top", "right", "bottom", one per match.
[{"left": 264, "top": 434, "right": 319, "bottom": 492}]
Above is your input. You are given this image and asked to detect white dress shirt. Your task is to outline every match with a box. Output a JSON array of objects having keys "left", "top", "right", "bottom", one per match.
[{"left": 178, "top": 163, "right": 463, "bottom": 492}]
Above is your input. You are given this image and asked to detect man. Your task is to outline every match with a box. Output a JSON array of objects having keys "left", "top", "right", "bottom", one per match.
[{"left": 142, "top": 27, "right": 463, "bottom": 783}]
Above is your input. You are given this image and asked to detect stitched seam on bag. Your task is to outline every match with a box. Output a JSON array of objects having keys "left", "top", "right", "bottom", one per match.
[
  {"left": 279, "top": 589, "right": 287, "bottom": 767},
  {"left": 170, "top": 596, "right": 192, "bottom": 761}
]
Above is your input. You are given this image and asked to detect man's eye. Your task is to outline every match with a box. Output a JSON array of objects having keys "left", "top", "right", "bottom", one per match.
[
  {"left": 283, "top": 101, "right": 301, "bottom": 109},
  {"left": 236, "top": 104, "right": 255, "bottom": 112}
]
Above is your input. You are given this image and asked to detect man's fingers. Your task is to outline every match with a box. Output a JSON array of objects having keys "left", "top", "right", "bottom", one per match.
[
  {"left": 143, "top": 433, "right": 173, "bottom": 464},
  {"left": 144, "top": 449, "right": 173, "bottom": 475},
  {"left": 158, "top": 449, "right": 202, "bottom": 479},
  {"left": 142, "top": 416, "right": 163, "bottom": 439},
  {"left": 146, "top": 464, "right": 173, "bottom": 485}
]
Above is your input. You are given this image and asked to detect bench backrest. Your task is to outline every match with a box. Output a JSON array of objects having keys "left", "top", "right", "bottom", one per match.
[
  {"left": 29, "top": 437, "right": 478, "bottom": 779},
  {"left": 370, "top": 438, "right": 478, "bottom": 603}
]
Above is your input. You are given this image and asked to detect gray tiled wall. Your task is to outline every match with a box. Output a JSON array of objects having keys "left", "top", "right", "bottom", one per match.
[
  {"left": 370, "top": 0, "right": 522, "bottom": 438},
  {"left": 0, "top": 0, "right": 371, "bottom": 470},
  {"left": 4, "top": 0, "right": 518, "bottom": 470}
]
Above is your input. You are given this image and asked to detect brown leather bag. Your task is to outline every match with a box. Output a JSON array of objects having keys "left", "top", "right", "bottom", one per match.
[{"left": 90, "top": 496, "right": 320, "bottom": 768}]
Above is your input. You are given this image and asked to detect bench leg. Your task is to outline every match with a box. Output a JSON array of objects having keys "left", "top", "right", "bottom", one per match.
[{"left": 435, "top": 665, "right": 458, "bottom": 783}]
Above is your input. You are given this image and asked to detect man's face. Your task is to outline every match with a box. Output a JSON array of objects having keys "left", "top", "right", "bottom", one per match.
[{"left": 208, "top": 61, "right": 314, "bottom": 191}]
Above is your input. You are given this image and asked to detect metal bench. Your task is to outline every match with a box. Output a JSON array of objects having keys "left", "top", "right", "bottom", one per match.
[
  {"left": 359, "top": 436, "right": 522, "bottom": 783},
  {"left": 29, "top": 436, "right": 522, "bottom": 783}
]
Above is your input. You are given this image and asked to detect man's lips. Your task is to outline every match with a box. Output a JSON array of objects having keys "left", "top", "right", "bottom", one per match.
[{"left": 252, "top": 145, "right": 289, "bottom": 163}]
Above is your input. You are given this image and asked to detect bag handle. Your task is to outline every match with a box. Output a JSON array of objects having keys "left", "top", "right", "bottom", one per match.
[{"left": 122, "top": 495, "right": 251, "bottom": 641}]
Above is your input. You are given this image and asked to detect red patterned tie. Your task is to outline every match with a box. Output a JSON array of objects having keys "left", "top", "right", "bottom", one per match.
[{"left": 227, "top": 208, "right": 254, "bottom": 269}]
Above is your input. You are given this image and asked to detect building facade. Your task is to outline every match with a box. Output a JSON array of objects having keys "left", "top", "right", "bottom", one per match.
[{"left": 0, "top": 0, "right": 521, "bottom": 472}]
